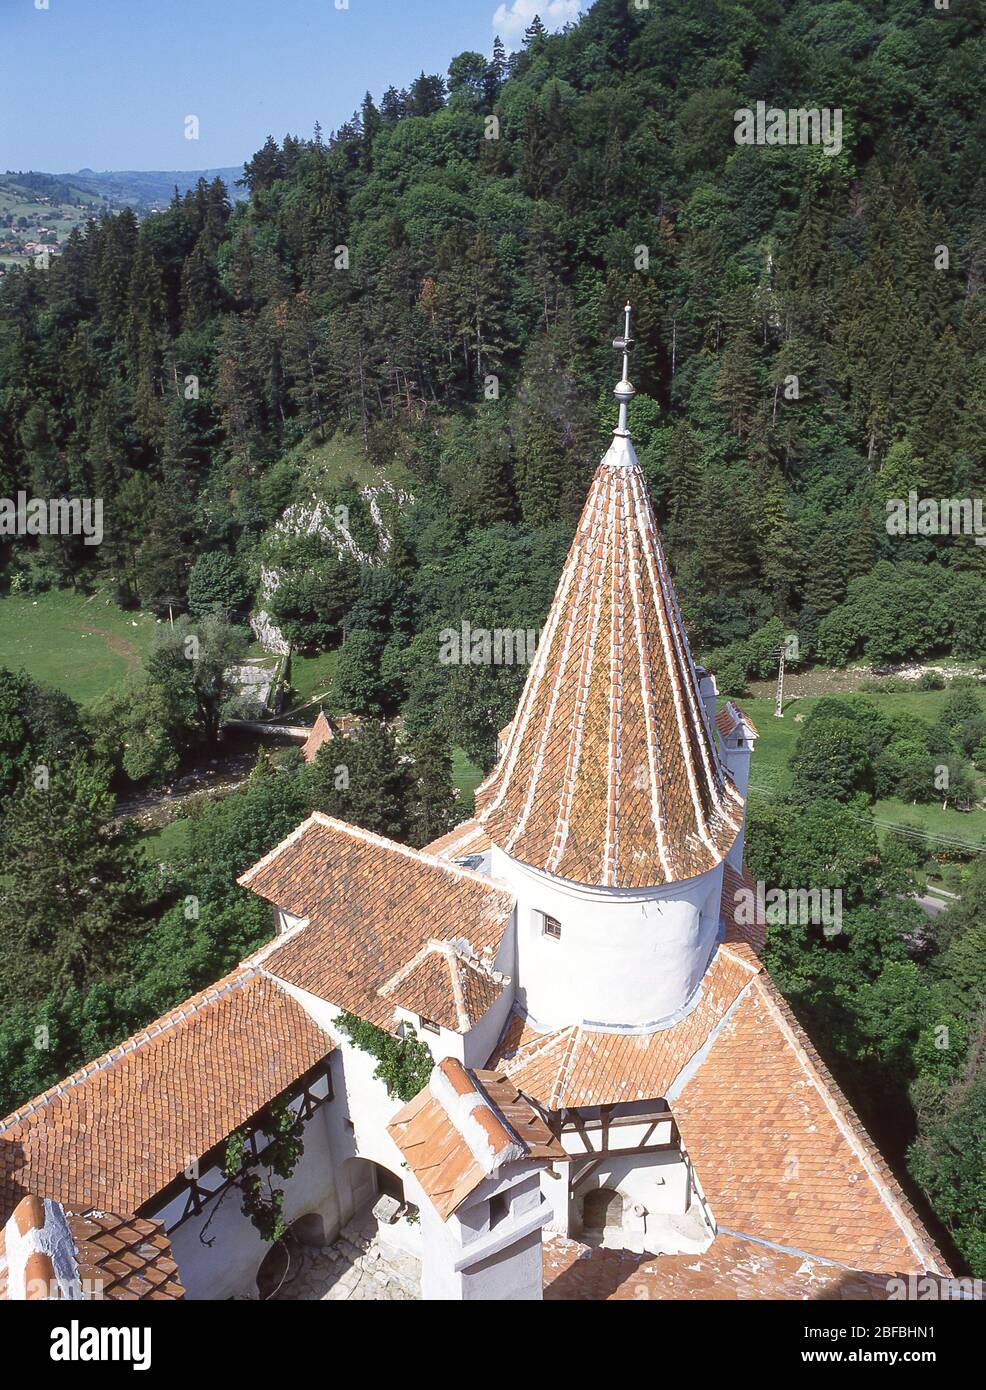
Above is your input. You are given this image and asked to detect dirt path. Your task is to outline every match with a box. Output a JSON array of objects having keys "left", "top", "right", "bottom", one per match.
[
  {"left": 747, "top": 661, "right": 984, "bottom": 701},
  {"left": 113, "top": 750, "right": 258, "bottom": 829},
  {"left": 80, "top": 623, "right": 141, "bottom": 673}
]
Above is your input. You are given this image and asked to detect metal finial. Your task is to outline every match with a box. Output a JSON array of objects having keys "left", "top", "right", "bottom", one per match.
[{"left": 612, "top": 301, "right": 636, "bottom": 436}]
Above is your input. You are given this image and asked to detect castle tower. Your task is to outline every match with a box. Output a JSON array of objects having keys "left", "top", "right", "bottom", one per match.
[{"left": 475, "top": 307, "right": 745, "bottom": 1031}]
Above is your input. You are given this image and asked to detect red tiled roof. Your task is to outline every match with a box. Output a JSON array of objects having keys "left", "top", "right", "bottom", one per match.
[
  {"left": 673, "top": 974, "right": 948, "bottom": 1275},
  {"left": 422, "top": 818, "right": 491, "bottom": 861},
  {"left": 475, "top": 437, "right": 743, "bottom": 888},
  {"left": 0, "top": 1196, "right": 184, "bottom": 1301},
  {"left": 301, "top": 709, "right": 334, "bottom": 763},
  {"left": 388, "top": 1059, "right": 564, "bottom": 1220},
  {"left": 721, "top": 860, "right": 767, "bottom": 955},
  {"left": 378, "top": 939, "right": 508, "bottom": 1032},
  {"left": 240, "top": 814, "right": 514, "bottom": 1031},
  {"left": 488, "top": 944, "right": 760, "bottom": 1108},
  {"left": 716, "top": 702, "right": 759, "bottom": 739},
  {"left": 0, "top": 968, "right": 331, "bottom": 1224},
  {"left": 544, "top": 1234, "right": 953, "bottom": 1301}
]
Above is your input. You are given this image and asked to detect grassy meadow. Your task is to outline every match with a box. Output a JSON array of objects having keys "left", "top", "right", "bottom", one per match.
[{"left": 738, "top": 692, "right": 986, "bottom": 854}]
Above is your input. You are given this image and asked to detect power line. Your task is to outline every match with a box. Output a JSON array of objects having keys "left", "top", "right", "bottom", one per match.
[{"left": 743, "top": 782, "right": 986, "bottom": 855}]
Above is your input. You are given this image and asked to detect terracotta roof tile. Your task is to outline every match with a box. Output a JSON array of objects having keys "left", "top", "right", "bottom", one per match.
[
  {"left": 0, "top": 1195, "right": 184, "bottom": 1300},
  {"left": 673, "top": 974, "right": 949, "bottom": 1275},
  {"left": 388, "top": 1059, "right": 565, "bottom": 1220},
  {"left": 422, "top": 818, "right": 491, "bottom": 861},
  {"left": 0, "top": 969, "right": 331, "bottom": 1223},
  {"left": 720, "top": 861, "right": 767, "bottom": 954},
  {"left": 488, "top": 944, "right": 759, "bottom": 1108},
  {"left": 544, "top": 1234, "right": 955, "bottom": 1301},
  {"left": 240, "top": 814, "right": 514, "bottom": 1031},
  {"left": 475, "top": 441, "right": 743, "bottom": 887},
  {"left": 378, "top": 939, "right": 508, "bottom": 1031},
  {"left": 715, "top": 701, "right": 759, "bottom": 740},
  {"left": 301, "top": 709, "right": 334, "bottom": 763}
]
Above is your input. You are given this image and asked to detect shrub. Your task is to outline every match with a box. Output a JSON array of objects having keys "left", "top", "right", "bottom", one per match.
[{"left": 335, "top": 1011, "right": 433, "bottom": 1102}]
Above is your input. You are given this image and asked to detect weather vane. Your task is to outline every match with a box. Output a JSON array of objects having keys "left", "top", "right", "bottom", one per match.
[{"left": 613, "top": 301, "right": 635, "bottom": 436}]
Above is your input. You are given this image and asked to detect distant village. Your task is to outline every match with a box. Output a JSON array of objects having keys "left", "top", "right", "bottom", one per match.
[{"left": 0, "top": 187, "right": 108, "bottom": 272}]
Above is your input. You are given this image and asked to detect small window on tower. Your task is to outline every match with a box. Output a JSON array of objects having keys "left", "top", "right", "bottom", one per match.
[
  {"left": 419, "top": 1016, "right": 440, "bottom": 1034},
  {"left": 541, "top": 913, "right": 562, "bottom": 940}
]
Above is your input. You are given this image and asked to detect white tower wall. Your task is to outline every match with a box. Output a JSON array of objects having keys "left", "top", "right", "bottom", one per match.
[
  {"left": 491, "top": 846, "right": 724, "bottom": 1030},
  {"left": 720, "top": 728, "right": 755, "bottom": 870}
]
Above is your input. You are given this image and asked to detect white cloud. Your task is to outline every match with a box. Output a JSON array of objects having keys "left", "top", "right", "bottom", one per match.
[{"left": 492, "top": 0, "right": 582, "bottom": 44}]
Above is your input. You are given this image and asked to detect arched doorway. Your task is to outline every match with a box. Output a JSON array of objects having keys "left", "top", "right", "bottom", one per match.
[
  {"left": 583, "top": 1187, "right": 623, "bottom": 1234},
  {"left": 344, "top": 1156, "right": 405, "bottom": 1217}
]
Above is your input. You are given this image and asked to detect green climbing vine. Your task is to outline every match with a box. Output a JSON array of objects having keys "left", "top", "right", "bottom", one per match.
[
  {"left": 223, "top": 1100, "right": 306, "bottom": 1243},
  {"left": 335, "top": 1011, "right": 433, "bottom": 1102}
]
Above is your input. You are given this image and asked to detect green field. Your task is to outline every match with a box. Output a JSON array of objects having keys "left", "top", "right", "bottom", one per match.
[
  {"left": 288, "top": 648, "right": 339, "bottom": 708},
  {"left": 737, "top": 692, "right": 986, "bottom": 854},
  {"left": 3, "top": 589, "right": 980, "bottom": 856},
  {"left": 452, "top": 747, "right": 482, "bottom": 802},
  {"left": 141, "top": 817, "right": 194, "bottom": 866},
  {"left": 0, "top": 590, "right": 160, "bottom": 704}
]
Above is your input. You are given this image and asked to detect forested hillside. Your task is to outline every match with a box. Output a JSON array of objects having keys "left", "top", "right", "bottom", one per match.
[
  {"left": 1, "top": 0, "right": 986, "bottom": 1273},
  {"left": 3, "top": 0, "right": 986, "bottom": 759}
]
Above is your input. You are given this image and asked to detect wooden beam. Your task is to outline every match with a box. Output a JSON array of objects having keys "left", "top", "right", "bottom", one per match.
[{"left": 571, "top": 1157, "right": 604, "bottom": 1193}]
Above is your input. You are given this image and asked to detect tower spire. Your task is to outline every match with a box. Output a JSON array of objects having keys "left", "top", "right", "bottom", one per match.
[
  {"left": 612, "top": 301, "right": 636, "bottom": 437},
  {"left": 474, "top": 301, "right": 743, "bottom": 889}
]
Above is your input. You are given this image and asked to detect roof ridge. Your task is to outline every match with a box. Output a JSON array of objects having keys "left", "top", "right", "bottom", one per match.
[
  {"left": 546, "top": 476, "right": 614, "bottom": 874},
  {"left": 753, "top": 974, "right": 949, "bottom": 1275},
  {"left": 447, "top": 951, "right": 469, "bottom": 1033},
  {"left": 498, "top": 1015, "right": 577, "bottom": 1072},
  {"left": 552, "top": 1025, "right": 583, "bottom": 1109},
  {"left": 716, "top": 941, "right": 763, "bottom": 976},
  {"left": 0, "top": 967, "right": 260, "bottom": 1134},
  {"left": 238, "top": 811, "right": 513, "bottom": 899}
]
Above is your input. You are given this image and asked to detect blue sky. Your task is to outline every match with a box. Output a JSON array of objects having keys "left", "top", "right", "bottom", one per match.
[{"left": 0, "top": 0, "right": 583, "bottom": 173}]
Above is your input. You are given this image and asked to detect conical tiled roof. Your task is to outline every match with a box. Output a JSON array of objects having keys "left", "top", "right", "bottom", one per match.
[{"left": 475, "top": 427, "right": 743, "bottom": 889}]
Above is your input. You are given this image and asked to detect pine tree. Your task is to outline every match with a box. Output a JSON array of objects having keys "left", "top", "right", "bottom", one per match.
[
  {"left": 666, "top": 421, "right": 703, "bottom": 531},
  {"left": 0, "top": 760, "right": 151, "bottom": 1007},
  {"left": 380, "top": 86, "right": 404, "bottom": 125},
  {"left": 134, "top": 402, "right": 200, "bottom": 612},
  {"left": 485, "top": 36, "right": 508, "bottom": 106},
  {"left": 96, "top": 207, "right": 139, "bottom": 335},
  {"left": 525, "top": 15, "right": 548, "bottom": 47},
  {"left": 714, "top": 324, "right": 761, "bottom": 438},
  {"left": 407, "top": 726, "right": 457, "bottom": 847},
  {"left": 805, "top": 526, "right": 848, "bottom": 616},
  {"left": 758, "top": 472, "right": 799, "bottom": 613},
  {"left": 239, "top": 136, "right": 286, "bottom": 193},
  {"left": 303, "top": 721, "right": 416, "bottom": 841},
  {"left": 408, "top": 72, "right": 446, "bottom": 117}
]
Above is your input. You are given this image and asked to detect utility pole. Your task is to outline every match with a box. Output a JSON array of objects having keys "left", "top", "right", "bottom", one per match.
[{"left": 774, "top": 642, "right": 786, "bottom": 718}]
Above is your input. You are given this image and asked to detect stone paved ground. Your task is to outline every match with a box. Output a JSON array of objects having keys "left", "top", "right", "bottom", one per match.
[{"left": 272, "top": 1213, "right": 422, "bottom": 1302}]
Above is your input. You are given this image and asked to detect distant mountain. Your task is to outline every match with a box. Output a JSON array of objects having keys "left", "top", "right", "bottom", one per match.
[{"left": 51, "top": 166, "right": 248, "bottom": 211}]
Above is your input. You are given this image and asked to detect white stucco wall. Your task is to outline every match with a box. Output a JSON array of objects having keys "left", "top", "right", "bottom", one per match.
[
  {"left": 413, "top": 1167, "right": 548, "bottom": 1301},
  {"left": 491, "top": 847, "right": 724, "bottom": 1029},
  {"left": 540, "top": 1117, "right": 689, "bottom": 1245},
  {"left": 153, "top": 1083, "right": 341, "bottom": 1301},
  {"left": 721, "top": 733, "right": 753, "bottom": 870},
  {"left": 157, "top": 977, "right": 442, "bottom": 1299}
]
